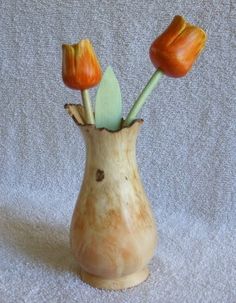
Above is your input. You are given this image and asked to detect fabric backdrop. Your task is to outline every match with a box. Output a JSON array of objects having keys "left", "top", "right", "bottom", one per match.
[{"left": 0, "top": 0, "right": 235, "bottom": 302}]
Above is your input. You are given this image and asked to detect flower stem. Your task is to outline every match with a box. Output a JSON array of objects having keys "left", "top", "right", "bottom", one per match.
[
  {"left": 123, "top": 69, "right": 163, "bottom": 127},
  {"left": 81, "top": 89, "right": 95, "bottom": 124}
]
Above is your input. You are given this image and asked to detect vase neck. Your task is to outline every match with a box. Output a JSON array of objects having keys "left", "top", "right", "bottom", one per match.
[
  {"left": 80, "top": 121, "right": 142, "bottom": 156},
  {"left": 79, "top": 121, "right": 143, "bottom": 174}
]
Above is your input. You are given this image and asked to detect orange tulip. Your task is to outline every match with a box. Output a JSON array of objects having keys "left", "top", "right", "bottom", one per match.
[
  {"left": 62, "top": 39, "right": 102, "bottom": 90},
  {"left": 149, "top": 15, "right": 207, "bottom": 77}
]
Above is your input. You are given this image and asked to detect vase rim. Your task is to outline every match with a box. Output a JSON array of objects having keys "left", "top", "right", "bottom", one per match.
[{"left": 64, "top": 103, "right": 144, "bottom": 134}]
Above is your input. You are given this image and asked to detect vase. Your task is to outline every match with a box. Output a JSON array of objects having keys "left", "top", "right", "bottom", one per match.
[{"left": 66, "top": 104, "right": 157, "bottom": 290}]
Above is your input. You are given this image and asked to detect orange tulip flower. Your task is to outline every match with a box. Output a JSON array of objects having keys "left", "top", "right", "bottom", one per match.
[
  {"left": 149, "top": 15, "right": 207, "bottom": 77},
  {"left": 62, "top": 39, "right": 102, "bottom": 90}
]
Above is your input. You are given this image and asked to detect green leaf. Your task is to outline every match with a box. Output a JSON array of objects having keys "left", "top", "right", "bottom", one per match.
[{"left": 95, "top": 66, "right": 122, "bottom": 131}]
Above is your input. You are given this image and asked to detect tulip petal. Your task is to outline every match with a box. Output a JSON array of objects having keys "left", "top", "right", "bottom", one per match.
[
  {"left": 62, "top": 45, "right": 75, "bottom": 79},
  {"left": 157, "top": 15, "right": 186, "bottom": 47},
  {"left": 171, "top": 26, "right": 206, "bottom": 70},
  {"left": 171, "top": 26, "right": 206, "bottom": 51}
]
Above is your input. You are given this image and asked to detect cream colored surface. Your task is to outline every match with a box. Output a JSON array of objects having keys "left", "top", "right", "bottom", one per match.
[{"left": 67, "top": 105, "right": 157, "bottom": 289}]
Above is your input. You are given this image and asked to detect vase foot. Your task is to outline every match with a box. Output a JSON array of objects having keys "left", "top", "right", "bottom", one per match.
[{"left": 78, "top": 267, "right": 149, "bottom": 290}]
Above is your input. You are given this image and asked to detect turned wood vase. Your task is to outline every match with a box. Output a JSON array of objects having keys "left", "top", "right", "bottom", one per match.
[{"left": 67, "top": 106, "right": 157, "bottom": 290}]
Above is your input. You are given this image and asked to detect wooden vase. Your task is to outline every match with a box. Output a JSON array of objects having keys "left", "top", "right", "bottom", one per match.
[{"left": 66, "top": 104, "right": 157, "bottom": 290}]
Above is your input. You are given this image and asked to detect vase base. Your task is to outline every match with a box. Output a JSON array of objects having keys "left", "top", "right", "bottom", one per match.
[{"left": 78, "top": 267, "right": 149, "bottom": 290}]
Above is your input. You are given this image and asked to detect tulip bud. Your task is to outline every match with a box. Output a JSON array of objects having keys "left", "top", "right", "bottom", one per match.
[
  {"left": 149, "top": 15, "right": 207, "bottom": 77},
  {"left": 62, "top": 39, "right": 102, "bottom": 90}
]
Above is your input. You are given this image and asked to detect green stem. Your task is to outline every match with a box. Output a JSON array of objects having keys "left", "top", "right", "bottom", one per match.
[
  {"left": 81, "top": 89, "right": 95, "bottom": 124},
  {"left": 123, "top": 69, "right": 163, "bottom": 127}
]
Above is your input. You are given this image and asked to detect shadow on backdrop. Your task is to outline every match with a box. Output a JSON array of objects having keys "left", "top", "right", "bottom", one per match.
[{"left": 0, "top": 206, "right": 77, "bottom": 274}]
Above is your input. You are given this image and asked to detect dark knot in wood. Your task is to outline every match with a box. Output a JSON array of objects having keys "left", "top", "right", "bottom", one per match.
[{"left": 96, "top": 169, "right": 105, "bottom": 182}]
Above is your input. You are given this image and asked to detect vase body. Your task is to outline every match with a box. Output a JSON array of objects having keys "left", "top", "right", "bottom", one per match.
[{"left": 70, "top": 120, "right": 157, "bottom": 290}]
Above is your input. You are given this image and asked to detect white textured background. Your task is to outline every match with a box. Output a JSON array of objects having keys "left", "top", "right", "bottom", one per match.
[{"left": 0, "top": 0, "right": 235, "bottom": 302}]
